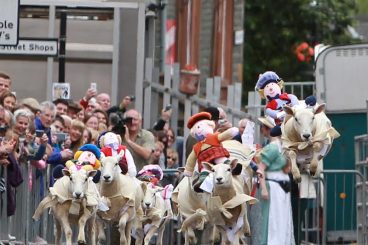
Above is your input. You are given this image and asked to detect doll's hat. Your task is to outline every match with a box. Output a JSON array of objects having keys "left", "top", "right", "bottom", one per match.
[
  {"left": 79, "top": 144, "right": 101, "bottom": 159},
  {"left": 187, "top": 112, "right": 212, "bottom": 129},
  {"left": 260, "top": 143, "right": 286, "bottom": 170},
  {"left": 255, "top": 71, "right": 282, "bottom": 90}
]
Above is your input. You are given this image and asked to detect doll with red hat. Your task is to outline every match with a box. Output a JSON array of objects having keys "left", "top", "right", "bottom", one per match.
[{"left": 185, "top": 112, "right": 239, "bottom": 191}]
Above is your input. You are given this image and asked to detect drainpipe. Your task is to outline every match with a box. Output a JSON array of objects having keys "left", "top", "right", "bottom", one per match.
[{"left": 160, "top": 0, "right": 167, "bottom": 72}]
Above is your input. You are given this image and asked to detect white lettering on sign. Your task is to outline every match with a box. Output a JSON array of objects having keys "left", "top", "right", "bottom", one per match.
[
  {"left": 0, "top": 39, "right": 58, "bottom": 56},
  {"left": 0, "top": 0, "right": 19, "bottom": 45}
]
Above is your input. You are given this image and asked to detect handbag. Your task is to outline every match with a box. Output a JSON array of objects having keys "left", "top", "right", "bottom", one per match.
[{"left": 0, "top": 166, "right": 6, "bottom": 193}]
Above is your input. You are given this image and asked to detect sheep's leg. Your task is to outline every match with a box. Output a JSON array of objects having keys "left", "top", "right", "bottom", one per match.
[
  {"left": 60, "top": 216, "right": 73, "bottom": 245},
  {"left": 156, "top": 223, "right": 166, "bottom": 245},
  {"left": 310, "top": 142, "right": 323, "bottom": 176},
  {"left": 118, "top": 212, "right": 130, "bottom": 245},
  {"left": 187, "top": 227, "right": 197, "bottom": 245},
  {"left": 87, "top": 215, "right": 97, "bottom": 245},
  {"left": 77, "top": 211, "right": 90, "bottom": 244},
  {"left": 144, "top": 225, "right": 158, "bottom": 245},
  {"left": 288, "top": 151, "right": 301, "bottom": 183},
  {"left": 96, "top": 218, "right": 106, "bottom": 245},
  {"left": 242, "top": 208, "right": 251, "bottom": 237},
  {"left": 134, "top": 227, "right": 144, "bottom": 245},
  {"left": 54, "top": 218, "right": 62, "bottom": 245},
  {"left": 125, "top": 220, "right": 133, "bottom": 245}
]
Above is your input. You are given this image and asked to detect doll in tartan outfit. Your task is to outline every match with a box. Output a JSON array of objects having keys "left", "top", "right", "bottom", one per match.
[{"left": 184, "top": 112, "right": 239, "bottom": 191}]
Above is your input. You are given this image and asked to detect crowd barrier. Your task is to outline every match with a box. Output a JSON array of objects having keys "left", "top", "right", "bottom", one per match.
[{"left": 0, "top": 162, "right": 366, "bottom": 245}]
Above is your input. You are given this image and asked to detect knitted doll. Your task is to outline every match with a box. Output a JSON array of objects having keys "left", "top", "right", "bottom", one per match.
[
  {"left": 185, "top": 112, "right": 239, "bottom": 191},
  {"left": 255, "top": 71, "right": 316, "bottom": 136},
  {"left": 65, "top": 144, "right": 101, "bottom": 172},
  {"left": 99, "top": 131, "right": 137, "bottom": 177}
]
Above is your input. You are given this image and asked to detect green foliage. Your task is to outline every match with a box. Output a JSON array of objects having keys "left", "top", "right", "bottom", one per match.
[
  {"left": 243, "top": 0, "right": 360, "bottom": 101},
  {"left": 357, "top": 0, "right": 368, "bottom": 14}
]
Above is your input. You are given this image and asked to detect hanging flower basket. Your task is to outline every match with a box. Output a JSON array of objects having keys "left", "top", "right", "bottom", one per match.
[
  {"left": 295, "top": 42, "right": 314, "bottom": 63},
  {"left": 179, "top": 64, "right": 201, "bottom": 95}
]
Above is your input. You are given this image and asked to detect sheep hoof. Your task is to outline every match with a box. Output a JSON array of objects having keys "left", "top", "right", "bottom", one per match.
[{"left": 77, "top": 240, "right": 86, "bottom": 245}]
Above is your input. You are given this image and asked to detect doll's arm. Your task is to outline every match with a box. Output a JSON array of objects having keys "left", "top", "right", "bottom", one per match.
[
  {"left": 288, "top": 94, "right": 300, "bottom": 106},
  {"left": 124, "top": 148, "right": 137, "bottom": 177},
  {"left": 265, "top": 107, "right": 281, "bottom": 120},
  {"left": 184, "top": 150, "right": 197, "bottom": 176},
  {"left": 218, "top": 127, "right": 239, "bottom": 141}
]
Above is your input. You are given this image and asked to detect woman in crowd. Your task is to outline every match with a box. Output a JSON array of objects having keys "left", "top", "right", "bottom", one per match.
[
  {"left": 0, "top": 91, "right": 16, "bottom": 113},
  {"left": 84, "top": 114, "right": 99, "bottom": 131}
]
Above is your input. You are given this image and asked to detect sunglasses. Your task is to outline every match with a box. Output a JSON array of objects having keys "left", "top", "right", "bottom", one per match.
[{"left": 167, "top": 156, "right": 177, "bottom": 161}]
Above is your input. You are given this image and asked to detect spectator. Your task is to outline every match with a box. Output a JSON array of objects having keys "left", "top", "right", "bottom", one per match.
[
  {"left": 84, "top": 114, "right": 99, "bottom": 131},
  {"left": 79, "top": 87, "right": 97, "bottom": 110},
  {"left": 258, "top": 116, "right": 275, "bottom": 147},
  {"left": 34, "top": 101, "right": 55, "bottom": 142},
  {"left": 51, "top": 115, "right": 65, "bottom": 133},
  {"left": 0, "top": 91, "right": 16, "bottom": 112},
  {"left": 106, "top": 95, "right": 134, "bottom": 116},
  {"left": 121, "top": 109, "right": 155, "bottom": 171},
  {"left": 67, "top": 100, "right": 82, "bottom": 119},
  {"left": 0, "top": 72, "right": 11, "bottom": 94},
  {"left": 19, "top": 97, "right": 41, "bottom": 117},
  {"left": 150, "top": 140, "right": 164, "bottom": 167},
  {"left": 83, "top": 127, "right": 92, "bottom": 144},
  {"left": 94, "top": 108, "right": 108, "bottom": 126},
  {"left": 161, "top": 148, "right": 179, "bottom": 186},
  {"left": 53, "top": 98, "right": 69, "bottom": 116},
  {"left": 96, "top": 93, "right": 111, "bottom": 111},
  {"left": 85, "top": 97, "right": 101, "bottom": 117},
  {"left": 12, "top": 109, "right": 31, "bottom": 139},
  {"left": 76, "top": 108, "right": 85, "bottom": 122},
  {"left": 68, "top": 119, "right": 86, "bottom": 153},
  {"left": 60, "top": 114, "right": 72, "bottom": 134}
]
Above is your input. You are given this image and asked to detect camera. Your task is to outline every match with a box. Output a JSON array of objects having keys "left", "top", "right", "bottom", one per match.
[
  {"left": 55, "top": 133, "right": 67, "bottom": 143},
  {"left": 129, "top": 95, "right": 136, "bottom": 102},
  {"left": 164, "top": 104, "right": 172, "bottom": 112},
  {"left": 35, "top": 130, "right": 44, "bottom": 137},
  {"left": 109, "top": 112, "right": 133, "bottom": 136}
]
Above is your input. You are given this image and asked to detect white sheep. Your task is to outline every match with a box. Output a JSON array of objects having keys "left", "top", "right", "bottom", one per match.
[
  {"left": 97, "top": 154, "right": 143, "bottom": 245},
  {"left": 203, "top": 160, "right": 257, "bottom": 245},
  {"left": 33, "top": 169, "right": 99, "bottom": 245},
  {"left": 135, "top": 182, "right": 173, "bottom": 245},
  {"left": 281, "top": 103, "right": 340, "bottom": 182}
]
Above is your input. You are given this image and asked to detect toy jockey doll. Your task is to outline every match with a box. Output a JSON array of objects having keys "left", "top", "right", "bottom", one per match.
[
  {"left": 255, "top": 71, "right": 316, "bottom": 136},
  {"left": 99, "top": 131, "right": 137, "bottom": 177},
  {"left": 184, "top": 112, "right": 239, "bottom": 191}
]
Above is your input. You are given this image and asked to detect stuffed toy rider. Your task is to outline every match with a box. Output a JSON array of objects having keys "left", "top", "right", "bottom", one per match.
[
  {"left": 185, "top": 112, "right": 239, "bottom": 191},
  {"left": 99, "top": 131, "right": 137, "bottom": 177},
  {"left": 255, "top": 71, "right": 316, "bottom": 136}
]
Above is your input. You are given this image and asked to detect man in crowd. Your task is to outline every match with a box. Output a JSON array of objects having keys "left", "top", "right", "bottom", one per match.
[
  {"left": 122, "top": 109, "right": 155, "bottom": 171},
  {"left": 96, "top": 93, "right": 111, "bottom": 111},
  {"left": 0, "top": 72, "right": 11, "bottom": 94},
  {"left": 53, "top": 98, "right": 69, "bottom": 116}
]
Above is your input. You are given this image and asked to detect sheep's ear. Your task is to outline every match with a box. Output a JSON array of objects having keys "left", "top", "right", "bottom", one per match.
[
  {"left": 88, "top": 170, "right": 97, "bottom": 178},
  {"left": 230, "top": 159, "right": 242, "bottom": 175},
  {"left": 283, "top": 105, "right": 294, "bottom": 116},
  {"left": 202, "top": 162, "right": 214, "bottom": 171},
  {"left": 314, "top": 103, "right": 325, "bottom": 115},
  {"left": 117, "top": 150, "right": 125, "bottom": 162},
  {"left": 62, "top": 169, "right": 71, "bottom": 177},
  {"left": 140, "top": 182, "right": 147, "bottom": 193}
]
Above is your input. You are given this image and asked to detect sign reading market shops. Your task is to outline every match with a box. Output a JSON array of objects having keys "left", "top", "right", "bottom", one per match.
[
  {"left": 0, "top": 0, "right": 20, "bottom": 45},
  {"left": 0, "top": 38, "right": 58, "bottom": 56}
]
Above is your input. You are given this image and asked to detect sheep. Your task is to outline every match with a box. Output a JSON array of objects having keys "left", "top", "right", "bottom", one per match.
[
  {"left": 172, "top": 175, "right": 210, "bottom": 245},
  {"left": 203, "top": 159, "right": 257, "bottom": 245},
  {"left": 97, "top": 153, "right": 143, "bottom": 245},
  {"left": 33, "top": 169, "right": 99, "bottom": 245},
  {"left": 135, "top": 182, "right": 173, "bottom": 245},
  {"left": 281, "top": 103, "right": 340, "bottom": 182}
]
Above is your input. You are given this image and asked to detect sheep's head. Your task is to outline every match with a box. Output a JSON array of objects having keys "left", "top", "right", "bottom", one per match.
[
  {"left": 284, "top": 103, "right": 325, "bottom": 141},
  {"left": 141, "top": 182, "right": 163, "bottom": 210},
  {"left": 62, "top": 169, "right": 96, "bottom": 199},
  {"left": 203, "top": 159, "right": 242, "bottom": 188},
  {"left": 100, "top": 151, "right": 124, "bottom": 183}
]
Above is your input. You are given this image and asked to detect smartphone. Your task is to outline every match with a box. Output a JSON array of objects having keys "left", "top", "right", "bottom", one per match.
[
  {"left": 164, "top": 104, "right": 172, "bottom": 112},
  {"left": 35, "top": 130, "right": 44, "bottom": 137},
  {"left": 55, "top": 133, "right": 67, "bottom": 142},
  {"left": 90, "top": 82, "right": 97, "bottom": 90}
]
